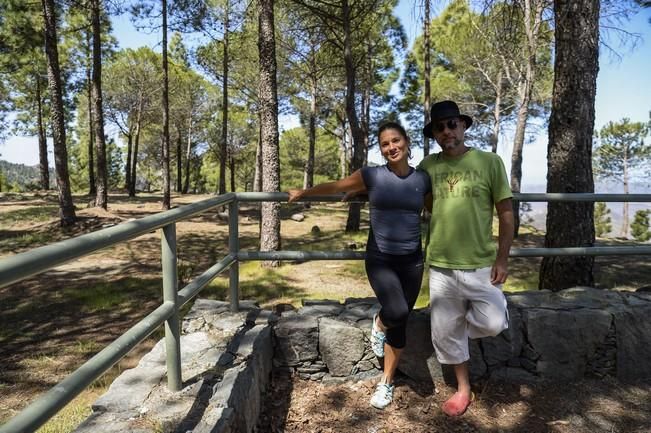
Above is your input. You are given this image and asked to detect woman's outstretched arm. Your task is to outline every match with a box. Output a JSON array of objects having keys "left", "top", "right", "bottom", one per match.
[{"left": 287, "top": 170, "right": 366, "bottom": 203}]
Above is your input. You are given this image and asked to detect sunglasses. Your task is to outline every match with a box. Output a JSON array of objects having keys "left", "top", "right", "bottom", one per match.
[{"left": 433, "top": 119, "right": 459, "bottom": 133}]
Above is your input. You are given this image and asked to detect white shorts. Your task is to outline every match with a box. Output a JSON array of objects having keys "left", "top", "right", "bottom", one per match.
[{"left": 429, "top": 266, "right": 508, "bottom": 365}]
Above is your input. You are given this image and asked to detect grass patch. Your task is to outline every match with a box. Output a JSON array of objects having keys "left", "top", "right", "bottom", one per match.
[
  {"left": 203, "top": 261, "right": 307, "bottom": 306},
  {"left": 62, "top": 278, "right": 161, "bottom": 312},
  {"left": 36, "top": 389, "right": 102, "bottom": 433},
  {"left": 0, "top": 231, "right": 55, "bottom": 251},
  {"left": 0, "top": 205, "right": 59, "bottom": 227}
]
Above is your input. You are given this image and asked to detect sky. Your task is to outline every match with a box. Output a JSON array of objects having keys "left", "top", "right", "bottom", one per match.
[{"left": 1, "top": 1, "right": 650, "bottom": 192}]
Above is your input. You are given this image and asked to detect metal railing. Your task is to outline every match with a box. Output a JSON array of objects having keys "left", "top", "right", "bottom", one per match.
[{"left": 1, "top": 192, "right": 650, "bottom": 433}]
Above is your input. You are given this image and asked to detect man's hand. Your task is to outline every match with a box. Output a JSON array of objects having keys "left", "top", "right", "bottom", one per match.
[
  {"left": 491, "top": 257, "right": 509, "bottom": 285},
  {"left": 287, "top": 189, "right": 304, "bottom": 203}
]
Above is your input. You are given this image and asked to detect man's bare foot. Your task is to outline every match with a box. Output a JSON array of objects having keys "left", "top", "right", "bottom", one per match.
[{"left": 441, "top": 391, "right": 474, "bottom": 416}]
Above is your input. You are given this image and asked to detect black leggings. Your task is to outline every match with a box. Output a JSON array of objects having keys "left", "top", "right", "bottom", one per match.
[{"left": 365, "top": 235, "right": 424, "bottom": 349}]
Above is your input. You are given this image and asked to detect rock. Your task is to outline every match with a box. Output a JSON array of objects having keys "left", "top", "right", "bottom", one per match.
[
  {"left": 273, "top": 315, "right": 319, "bottom": 366},
  {"left": 272, "top": 303, "right": 296, "bottom": 316},
  {"left": 398, "top": 310, "right": 442, "bottom": 383},
  {"left": 490, "top": 367, "right": 539, "bottom": 383},
  {"left": 613, "top": 304, "right": 651, "bottom": 381},
  {"left": 526, "top": 308, "right": 612, "bottom": 381},
  {"left": 290, "top": 213, "right": 305, "bottom": 222},
  {"left": 310, "top": 225, "right": 320, "bottom": 234},
  {"left": 319, "top": 317, "right": 365, "bottom": 376}
]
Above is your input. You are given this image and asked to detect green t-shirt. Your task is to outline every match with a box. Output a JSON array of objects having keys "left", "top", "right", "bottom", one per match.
[{"left": 418, "top": 148, "right": 512, "bottom": 269}]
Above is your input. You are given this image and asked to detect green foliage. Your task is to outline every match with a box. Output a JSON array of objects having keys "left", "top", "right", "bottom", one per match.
[
  {"left": 0, "top": 160, "right": 54, "bottom": 191},
  {"left": 69, "top": 99, "right": 122, "bottom": 192},
  {"left": 279, "top": 127, "right": 340, "bottom": 189},
  {"left": 399, "top": 0, "right": 553, "bottom": 149},
  {"left": 593, "top": 118, "right": 651, "bottom": 181},
  {"left": 594, "top": 202, "right": 612, "bottom": 237},
  {"left": 631, "top": 209, "right": 651, "bottom": 242}
]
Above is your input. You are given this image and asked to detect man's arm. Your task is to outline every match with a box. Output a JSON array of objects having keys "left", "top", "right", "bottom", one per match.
[
  {"left": 492, "top": 198, "right": 514, "bottom": 285},
  {"left": 424, "top": 192, "right": 433, "bottom": 213}
]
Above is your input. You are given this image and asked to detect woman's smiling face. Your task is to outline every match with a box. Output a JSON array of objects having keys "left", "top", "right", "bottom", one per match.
[{"left": 379, "top": 128, "right": 409, "bottom": 163}]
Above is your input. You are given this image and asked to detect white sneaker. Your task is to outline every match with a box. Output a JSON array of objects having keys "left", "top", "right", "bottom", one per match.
[
  {"left": 370, "top": 313, "right": 386, "bottom": 357},
  {"left": 370, "top": 382, "right": 394, "bottom": 409}
]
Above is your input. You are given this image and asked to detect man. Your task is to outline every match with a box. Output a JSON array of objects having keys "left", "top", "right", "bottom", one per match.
[{"left": 419, "top": 100, "right": 514, "bottom": 417}]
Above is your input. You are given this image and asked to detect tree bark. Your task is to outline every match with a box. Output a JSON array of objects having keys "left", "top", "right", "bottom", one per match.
[
  {"left": 125, "top": 129, "right": 132, "bottom": 190},
  {"left": 254, "top": 134, "right": 262, "bottom": 192},
  {"left": 622, "top": 150, "right": 629, "bottom": 237},
  {"left": 176, "top": 125, "right": 182, "bottom": 193},
  {"left": 338, "top": 115, "right": 348, "bottom": 179},
  {"left": 129, "top": 99, "right": 143, "bottom": 197},
  {"left": 303, "top": 74, "right": 317, "bottom": 191},
  {"left": 91, "top": 0, "right": 107, "bottom": 209},
  {"left": 86, "top": 29, "right": 96, "bottom": 195},
  {"left": 539, "top": 0, "right": 599, "bottom": 290},
  {"left": 229, "top": 148, "right": 236, "bottom": 192},
  {"left": 258, "top": 0, "right": 281, "bottom": 266},
  {"left": 510, "top": 0, "right": 543, "bottom": 238},
  {"left": 490, "top": 69, "right": 503, "bottom": 154},
  {"left": 343, "top": 0, "right": 365, "bottom": 232},
  {"left": 162, "top": 0, "right": 171, "bottom": 210},
  {"left": 41, "top": 0, "right": 76, "bottom": 225},
  {"left": 219, "top": 0, "right": 230, "bottom": 195},
  {"left": 423, "top": 0, "right": 431, "bottom": 157},
  {"left": 183, "top": 116, "right": 193, "bottom": 193},
  {"left": 35, "top": 74, "right": 49, "bottom": 190}
]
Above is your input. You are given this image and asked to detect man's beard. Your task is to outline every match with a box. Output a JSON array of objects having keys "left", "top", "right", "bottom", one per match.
[{"left": 440, "top": 137, "right": 463, "bottom": 150}]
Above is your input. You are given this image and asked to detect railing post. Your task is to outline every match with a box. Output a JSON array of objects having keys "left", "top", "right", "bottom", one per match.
[
  {"left": 229, "top": 199, "right": 240, "bottom": 312},
  {"left": 161, "top": 223, "right": 182, "bottom": 391}
]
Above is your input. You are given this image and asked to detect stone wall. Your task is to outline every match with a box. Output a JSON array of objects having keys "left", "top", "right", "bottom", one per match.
[
  {"left": 74, "top": 299, "right": 276, "bottom": 433},
  {"left": 274, "top": 288, "right": 651, "bottom": 385},
  {"left": 75, "top": 287, "right": 651, "bottom": 433}
]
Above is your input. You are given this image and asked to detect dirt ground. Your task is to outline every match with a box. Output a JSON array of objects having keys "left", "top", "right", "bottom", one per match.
[
  {"left": 258, "top": 370, "right": 651, "bottom": 433},
  {"left": 1, "top": 192, "right": 651, "bottom": 432}
]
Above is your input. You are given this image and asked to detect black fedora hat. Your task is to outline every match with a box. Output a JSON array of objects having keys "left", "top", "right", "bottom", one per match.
[{"left": 423, "top": 100, "right": 473, "bottom": 139}]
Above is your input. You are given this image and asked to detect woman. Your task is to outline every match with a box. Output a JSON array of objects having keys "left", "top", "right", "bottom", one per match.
[{"left": 287, "top": 121, "right": 431, "bottom": 410}]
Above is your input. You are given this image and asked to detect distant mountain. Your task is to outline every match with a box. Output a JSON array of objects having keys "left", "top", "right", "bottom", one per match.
[
  {"left": 520, "top": 181, "right": 651, "bottom": 237},
  {"left": 0, "top": 159, "right": 53, "bottom": 190},
  {"left": 523, "top": 181, "right": 651, "bottom": 194}
]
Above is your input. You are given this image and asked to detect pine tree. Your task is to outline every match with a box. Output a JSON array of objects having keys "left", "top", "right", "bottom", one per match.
[
  {"left": 594, "top": 202, "right": 612, "bottom": 238},
  {"left": 631, "top": 210, "right": 651, "bottom": 242},
  {"left": 593, "top": 118, "right": 650, "bottom": 237},
  {"left": 539, "top": 0, "right": 599, "bottom": 290}
]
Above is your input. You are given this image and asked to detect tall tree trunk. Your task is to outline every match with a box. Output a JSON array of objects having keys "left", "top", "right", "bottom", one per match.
[
  {"left": 219, "top": 0, "right": 230, "bottom": 195},
  {"left": 510, "top": 0, "right": 542, "bottom": 238},
  {"left": 229, "top": 149, "right": 235, "bottom": 192},
  {"left": 361, "top": 46, "right": 371, "bottom": 165},
  {"left": 343, "top": 0, "right": 365, "bottom": 232},
  {"left": 338, "top": 115, "right": 348, "bottom": 179},
  {"left": 35, "top": 75, "right": 49, "bottom": 190},
  {"left": 539, "top": 0, "right": 599, "bottom": 291},
  {"left": 91, "top": 0, "right": 107, "bottom": 209},
  {"left": 161, "top": 0, "right": 171, "bottom": 209},
  {"left": 41, "top": 0, "right": 76, "bottom": 225},
  {"left": 176, "top": 125, "right": 182, "bottom": 193},
  {"left": 125, "top": 130, "right": 132, "bottom": 190},
  {"left": 490, "top": 69, "right": 503, "bottom": 154},
  {"left": 303, "top": 74, "right": 317, "bottom": 190},
  {"left": 622, "top": 151, "right": 629, "bottom": 237},
  {"left": 258, "top": 0, "right": 281, "bottom": 266},
  {"left": 130, "top": 105, "right": 143, "bottom": 197},
  {"left": 86, "top": 29, "right": 96, "bottom": 195},
  {"left": 423, "top": 0, "right": 431, "bottom": 157},
  {"left": 254, "top": 131, "right": 262, "bottom": 192},
  {"left": 183, "top": 117, "right": 193, "bottom": 194}
]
